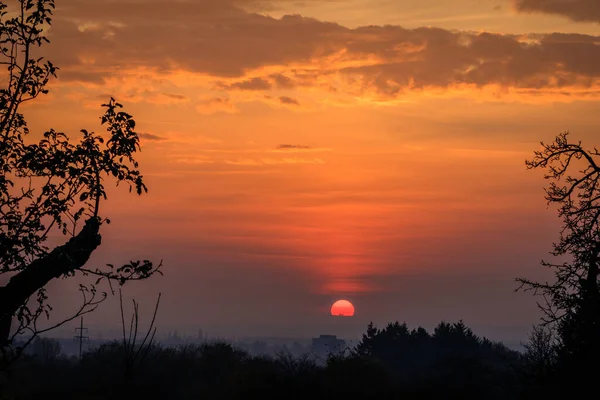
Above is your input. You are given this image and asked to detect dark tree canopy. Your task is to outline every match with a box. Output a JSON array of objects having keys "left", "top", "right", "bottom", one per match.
[
  {"left": 2, "top": 320, "right": 527, "bottom": 400},
  {"left": 0, "top": 0, "right": 161, "bottom": 359},
  {"left": 353, "top": 320, "right": 519, "bottom": 398}
]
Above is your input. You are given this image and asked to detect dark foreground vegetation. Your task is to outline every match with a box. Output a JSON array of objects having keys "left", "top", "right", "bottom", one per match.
[{"left": 2, "top": 321, "right": 559, "bottom": 400}]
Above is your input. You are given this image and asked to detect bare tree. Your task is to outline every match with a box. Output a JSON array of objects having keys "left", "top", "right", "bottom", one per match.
[
  {"left": 30, "top": 335, "right": 61, "bottom": 363},
  {"left": 522, "top": 325, "right": 557, "bottom": 375},
  {"left": 0, "top": 0, "right": 162, "bottom": 365},
  {"left": 118, "top": 289, "right": 161, "bottom": 384},
  {"left": 517, "top": 132, "right": 600, "bottom": 382}
]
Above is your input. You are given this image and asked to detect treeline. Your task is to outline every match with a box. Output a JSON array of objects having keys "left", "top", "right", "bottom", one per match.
[{"left": 2, "top": 320, "right": 557, "bottom": 400}]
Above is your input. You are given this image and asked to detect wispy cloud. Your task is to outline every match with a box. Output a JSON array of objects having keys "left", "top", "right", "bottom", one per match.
[
  {"left": 279, "top": 96, "right": 300, "bottom": 106},
  {"left": 276, "top": 144, "right": 311, "bottom": 150},
  {"left": 159, "top": 92, "right": 189, "bottom": 102},
  {"left": 270, "top": 73, "right": 297, "bottom": 89},
  {"left": 218, "top": 77, "right": 272, "bottom": 91},
  {"left": 172, "top": 156, "right": 216, "bottom": 165},
  {"left": 138, "top": 132, "right": 167, "bottom": 141},
  {"left": 225, "top": 157, "right": 326, "bottom": 165},
  {"left": 273, "top": 144, "right": 332, "bottom": 153},
  {"left": 445, "top": 148, "right": 529, "bottom": 159},
  {"left": 196, "top": 97, "right": 238, "bottom": 115}
]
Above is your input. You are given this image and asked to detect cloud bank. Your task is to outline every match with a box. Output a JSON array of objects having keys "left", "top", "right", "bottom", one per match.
[
  {"left": 513, "top": 0, "right": 600, "bottom": 23},
  {"left": 46, "top": 0, "right": 600, "bottom": 105}
]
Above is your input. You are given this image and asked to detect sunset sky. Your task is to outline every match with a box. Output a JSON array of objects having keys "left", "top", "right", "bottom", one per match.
[{"left": 24, "top": 0, "right": 600, "bottom": 341}]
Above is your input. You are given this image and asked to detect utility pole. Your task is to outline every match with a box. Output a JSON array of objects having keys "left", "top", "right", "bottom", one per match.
[{"left": 73, "top": 317, "right": 89, "bottom": 360}]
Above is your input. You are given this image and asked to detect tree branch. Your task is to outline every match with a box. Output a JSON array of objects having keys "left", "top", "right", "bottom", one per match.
[{"left": 0, "top": 217, "right": 101, "bottom": 338}]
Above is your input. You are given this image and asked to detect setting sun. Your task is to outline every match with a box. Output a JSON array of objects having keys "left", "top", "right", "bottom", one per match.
[{"left": 331, "top": 300, "right": 355, "bottom": 317}]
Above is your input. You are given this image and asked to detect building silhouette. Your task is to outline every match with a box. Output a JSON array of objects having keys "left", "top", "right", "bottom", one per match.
[{"left": 311, "top": 334, "right": 346, "bottom": 360}]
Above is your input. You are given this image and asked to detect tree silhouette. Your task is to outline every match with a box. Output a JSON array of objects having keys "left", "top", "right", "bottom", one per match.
[
  {"left": 356, "top": 320, "right": 522, "bottom": 398},
  {"left": 519, "top": 325, "right": 557, "bottom": 398},
  {"left": 29, "top": 336, "right": 61, "bottom": 363},
  {"left": 517, "top": 132, "right": 600, "bottom": 391},
  {"left": 0, "top": 0, "right": 161, "bottom": 362},
  {"left": 0, "top": 319, "right": 531, "bottom": 399}
]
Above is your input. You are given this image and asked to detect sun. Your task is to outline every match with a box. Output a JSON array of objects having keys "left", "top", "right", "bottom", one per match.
[{"left": 330, "top": 299, "right": 355, "bottom": 317}]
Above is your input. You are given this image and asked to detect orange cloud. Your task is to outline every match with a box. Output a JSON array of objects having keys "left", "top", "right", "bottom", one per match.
[
  {"left": 276, "top": 144, "right": 311, "bottom": 150},
  {"left": 196, "top": 97, "right": 238, "bottom": 114},
  {"left": 44, "top": 0, "right": 600, "bottom": 107},
  {"left": 279, "top": 96, "right": 300, "bottom": 105},
  {"left": 217, "top": 77, "right": 272, "bottom": 91},
  {"left": 512, "top": 0, "right": 600, "bottom": 23},
  {"left": 173, "top": 156, "right": 216, "bottom": 165},
  {"left": 272, "top": 144, "right": 332, "bottom": 153},
  {"left": 138, "top": 132, "right": 167, "bottom": 141},
  {"left": 224, "top": 157, "right": 326, "bottom": 165}
]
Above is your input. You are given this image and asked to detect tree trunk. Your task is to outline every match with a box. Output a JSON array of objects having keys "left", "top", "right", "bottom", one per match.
[
  {"left": 0, "top": 218, "right": 101, "bottom": 346},
  {"left": 585, "top": 243, "right": 600, "bottom": 298}
]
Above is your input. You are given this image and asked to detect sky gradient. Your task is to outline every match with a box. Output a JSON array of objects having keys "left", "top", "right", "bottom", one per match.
[{"left": 20, "top": 0, "right": 600, "bottom": 341}]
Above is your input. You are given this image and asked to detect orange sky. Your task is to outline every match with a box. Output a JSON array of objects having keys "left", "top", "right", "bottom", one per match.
[{"left": 23, "top": 0, "right": 600, "bottom": 341}]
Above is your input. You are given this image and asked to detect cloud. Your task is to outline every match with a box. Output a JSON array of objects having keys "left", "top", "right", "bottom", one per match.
[
  {"left": 225, "top": 157, "right": 325, "bottom": 165},
  {"left": 218, "top": 77, "right": 272, "bottom": 91},
  {"left": 263, "top": 157, "right": 326, "bottom": 165},
  {"left": 512, "top": 0, "right": 600, "bottom": 23},
  {"left": 224, "top": 158, "right": 264, "bottom": 166},
  {"left": 272, "top": 144, "right": 332, "bottom": 153},
  {"left": 279, "top": 96, "right": 300, "bottom": 105},
  {"left": 45, "top": 0, "right": 600, "bottom": 103},
  {"left": 196, "top": 97, "right": 238, "bottom": 114},
  {"left": 138, "top": 132, "right": 167, "bottom": 141},
  {"left": 161, "top": 92, "right": 188, "bottom": 101},
  {"left": 270, "top": 73, "right": 297, "bottom": 89},
  {"left": 276, "top": 144, "right": 311, "bottom": 150},
  {"left": 57, "top": 70, "right": 107, "bottom": 84},
  {"left": 49, "top": 1, "right": 345, "bottom": 78},
  {"left": 143, "top": 92, "right": 189, "bottom": 105},
  {"left": 173, "top": 156, "right": 216, "bottom": 165}
]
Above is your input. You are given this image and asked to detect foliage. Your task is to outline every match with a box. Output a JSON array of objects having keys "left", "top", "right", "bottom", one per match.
[
  {"left": 354, "top": 320, "right": 521, "bottom": 398},
  {"left": 0, "top": 0, "right": 161, "bottom": 365}
]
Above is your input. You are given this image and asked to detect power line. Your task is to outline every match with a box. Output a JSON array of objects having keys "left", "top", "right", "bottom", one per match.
[{"left": 73, "top": 317, "right": 89, "bottom": 360}]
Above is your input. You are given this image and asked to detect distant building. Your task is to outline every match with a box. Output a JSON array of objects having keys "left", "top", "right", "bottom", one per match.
[{"left": 311, "top": 335, "right": 346, "bottom": 360}]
